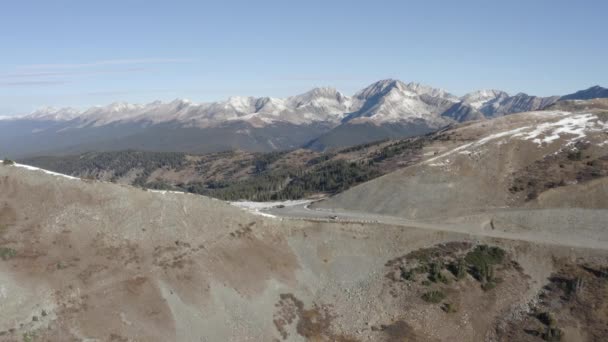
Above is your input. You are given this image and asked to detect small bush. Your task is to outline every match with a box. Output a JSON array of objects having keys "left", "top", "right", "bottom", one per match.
[
  {"left": 542, "top": 327, "right": 563, "bottom": 341},
  {"left": 481, "top": 281, "right": 497, "bottom": 291},
  {"left": 0, "top": 247, "right": 16, "bottom": 261},
  {"left": 448, "top": 258, "right": 467, "bottom": 280},
  {"left": 566, "top": 276, "right": 584, "bottom": 296},
  {"left": 465, "top": 245, "right": 505, "bottom": 282},
  {"left": 400, "top": 267, "right": 415, "bottom": 281},
  {"left": 567, "top": 150, "right": 582, "bottom": 161},
  {"left": 2, "top": 159, "right": 15, "bottom": 166},
  {"left": 465, "top": 245, "right": 505, "bottom": 268},
  {"left": 537, "top": 312, "right": 556, "bottom": 327},
  {"left": 428, "top": 262, "right": 448, "bottom": 283},
  {"left": 442, "top": 302, "right": 458, "bottom": 313},
  {"left": 23, "top": 332, "right": 36, "bottom": 342},
  {"left": 414, "top": 264, "right": 430, "bottom": 274},
  {"left": 421, "top": 290, "right": 446, "bottom": 303}
]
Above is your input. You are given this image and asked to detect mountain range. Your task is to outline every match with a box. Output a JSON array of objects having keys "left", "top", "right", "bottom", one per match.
[{"left": 1, "top": 80, "right": 606, "bottom": 157}]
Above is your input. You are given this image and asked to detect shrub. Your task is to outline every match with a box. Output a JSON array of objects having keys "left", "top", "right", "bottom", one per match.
[
  {"left": 414, "top": 264, "right": 430, "bottom": 274},
  {"left": 442, "top": 302, "right": 458, "bottom": 313},
  {"left": 537, "top": 312, "right": 556, "bottom": 327},
  {"left": 23, "top": 332, "right": 36, "bottom": 342},
  {"left": 465, "top": 245, "right": 505, "bottom": 267},
  {"left": 465, "top": 245, "right": 504, "bottom": 283},
  {"left": 421, "top": 290, "right": 446, "bottom": 303},
  {"left": 566, "top": 277, "right": 584, "bottom": 296},
  {"left": 448, "top": 258, "right": 467, "bottom": 280},
  {"left": 2, "top": 159, "right": 14, "bottom": 166},
  {"left": 567, "top": 150, "right": 582, "bottom": 161},
  {"left": 428, "top": 262, "right": 442, "bottom": 282},
  {"left": 542, "top": 327, "right": 563, "bottom": 341},
  {"left": 400, "top": 267, "right": 415, "bottom": 281},
  {"left": 428, "top": 262, "right": 450, "bottom": 284},
  {"left": 0, "top": 247, "right": 16, "bottom": 261},
  {"left": 481, "top": 281, "right": 497, "bottom": 291}
]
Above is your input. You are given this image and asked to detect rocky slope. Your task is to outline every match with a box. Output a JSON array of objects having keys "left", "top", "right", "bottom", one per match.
[
  {"left": 315, "top": 105, "right": 608, "bottom": 219},
  {"left": 1, "top": 160, "right": 607, "bottom": 341}
]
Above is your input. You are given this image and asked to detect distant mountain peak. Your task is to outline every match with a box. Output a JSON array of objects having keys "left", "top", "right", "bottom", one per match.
[
  {"left": 561, "top": 85, "right": 608, "bottom": 100},
  {"left": 105, "top": 101, "right": 143, "bottom": 112},
  {"left": 461, "top": 89, "right": 510, "bottom": 110},
  {"left": 4, "top": 82, "right": 608, "bottom": 157},
  {"left": 25, "top": 106, "right": 81, "bottom": 121},
  {"left": 170, "top": 98, "right": 193, "bottom": 105},
  {"left": 463, "top": 89, "right": 509, "bottom": 98},
  {"left": 10, "top": 82, "right": 608, "bottom": 130},
  {"left": 293, "top": 87, "right": 345, "bottom": 102},
  {"left": 353, "top": 79, "right": 408, "bottom": 100},
  {"left": 404, "top": 82, "right": 457, "bottom": 100}
]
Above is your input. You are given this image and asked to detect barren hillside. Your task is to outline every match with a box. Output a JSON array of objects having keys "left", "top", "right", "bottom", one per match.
[
  {"left": 0, "top": 160, "right": 607, "bottom": 341},
  {"left": 315, "top": 109, "right": 608, "bottom": 219}
]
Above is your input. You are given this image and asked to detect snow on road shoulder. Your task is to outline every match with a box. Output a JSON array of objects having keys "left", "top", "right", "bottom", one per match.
[
  {"left": 1, "top": 160, "right": 80, "bottom": 180},
  {"left": 229, "top": 199, "right": 311, "bottom": 210},
  {"left": 229, "top": 199, "right": 312, "bottom": 219}
]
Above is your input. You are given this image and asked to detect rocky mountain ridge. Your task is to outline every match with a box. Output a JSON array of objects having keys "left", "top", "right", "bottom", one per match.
[{"left": 1, "top": 81, "right": 606, "bottom": 156}]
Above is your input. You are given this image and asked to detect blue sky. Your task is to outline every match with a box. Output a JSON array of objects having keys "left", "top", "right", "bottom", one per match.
[{"left": 1, "top": 0, "right": 606, "bottom": 115}]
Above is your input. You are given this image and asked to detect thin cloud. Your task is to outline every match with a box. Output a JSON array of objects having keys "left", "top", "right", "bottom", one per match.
[
  {"left": 276, "top": 75, "right": 360, "bottom": 82},
  {"left": 0, "top": 80, "right": 69, "bottom": 87},
  {"left": 1, "top": 67, "right": 148, "bottom": 80},
  {"left": 0, "top": 58, "right": 192, "bottom": 88},
  {"left": 85, "top": 90, "right": 135, "bottom": 97},
  {"left": 85, "top": 89, "right": 174, "bottom": 97},
  {"left": 19, "top": 58, "right": 194, "bottom": 70},
  {"left": 0, "top": 57, "right": 192, "bottom": 90}
]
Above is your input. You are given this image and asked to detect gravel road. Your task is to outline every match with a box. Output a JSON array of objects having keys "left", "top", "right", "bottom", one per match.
[{"left": 264, "top": 203, "right": 608, "bottom": 250}]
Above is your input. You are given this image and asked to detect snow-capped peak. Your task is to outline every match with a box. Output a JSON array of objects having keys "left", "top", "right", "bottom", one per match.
[
  {"left": 9, "top": 80, "right": 594, "bottom": 130},
  {"left": 461, "top": 89, "right": 509, "bottom": 109},
  {"left": 224, "top": 96, "right": 256, "bottom": 112},
  {"left": 24, "top": 106, "right": 82, "bottom": 121},
  {"left": 404, "top": 82, "right": 458, "bottom": 100},
  {"left": 354, "top": 79, "right": 407, "bottom": 99},
  {"left": 105, "top": 102, "right": 144, "bottom": 113},
  {"left": 354, "top": 79, "right": 456, "bottom": 101},
  {"left": 288, "top": 87, "right": 348, "bottom": 108}
]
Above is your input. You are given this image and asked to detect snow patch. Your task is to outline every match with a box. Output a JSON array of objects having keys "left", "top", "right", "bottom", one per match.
[
  {"left": 425, "top": 112, "right": 607, "bottom": 167},
  {"left": 512, "top": 113, "right": 607, "bottom": 146},
  {"left": 148, "top": 189, "right": 186, "bottom": 195},
  {"left": 2, "top": 161, "right": 80, "bottom": 180},
  {"left": 425, "top": 126, "right": 529, "bottom": 165},
  {"left": 230, "top": 199, "right": 311, "bottom": 210},
  {"left": 229, "top": 199, "right": 312, "bottom": 219}
]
